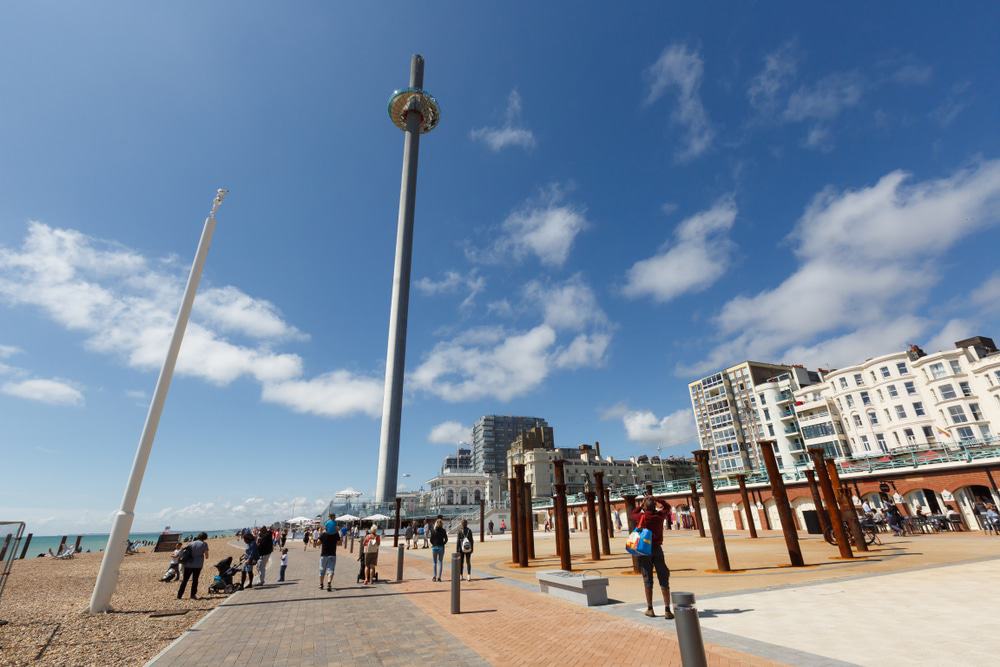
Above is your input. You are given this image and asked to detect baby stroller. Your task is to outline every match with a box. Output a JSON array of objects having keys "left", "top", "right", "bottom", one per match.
[
  {"left": 208, "top": 556, "right": 241, "bottom": 594},
  {"left": 160, "top": 562, "right": 180, "bottom": 583},
  {"left": 356, "top": 548, "right": 379, "bottom": 584}
]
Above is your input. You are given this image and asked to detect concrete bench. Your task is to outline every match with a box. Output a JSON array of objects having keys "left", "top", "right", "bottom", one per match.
[{"left": 536, "top": 570, "right": 609, "bottom": 606}]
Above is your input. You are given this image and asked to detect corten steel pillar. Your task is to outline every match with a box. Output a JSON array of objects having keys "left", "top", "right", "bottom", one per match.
[
  {"left": 826, "top": 460, "right": 868, "bottom": 553},
  {"left": 553, "top": 460, "right": 572, "bottom": 571},
  {"left": 809, "top": 448, "right": 852, "bottom": 559},
  {"left": 693, "top": 451, "right": 731, "bottom": 572},
  {"left": 804, "top": 470, "right": 830, "bottom": 534},
  {"left": 594, "top": 472, "right": 611, "bottom": 555},
  {"left": 584, "top": 491, "right": 600, "bottom": 560},
  {"left": 737, "top": 475, "right": 757, "bottom": 539},
  {"left": 759, "top": 441, "right": 804, "bottom": 567},
  {"left": 605, "top": 489, "right": 615, "bottom": 537},
  {"left": 553, "top": 500, "right": 563, "bottom": 557},
  {"left": 623, "top": 494, "right": 640, "bottom": 573},
  {"left": 508, "top": 477, "right": 521, "bottom": 564},
  {"left": 375, "top": 56, "right": 441, "bottom": 502},
  {"left": 393, "top": 497, "right": 402, "bottom": 547},
  {"left": 479, "top": 499, "right": 485, "bottom": 543},
  {"left": 524, "top": 481, "right": 536, "bottom": 559},
  {"left": 514, "top": 464, "right": 529, "bottom": 567},
  {"left": 755, "top": 489, "right": 772, "bottom": 530},
  {"left": 689, "top": 482, "right": 706, "bottom": 537}
]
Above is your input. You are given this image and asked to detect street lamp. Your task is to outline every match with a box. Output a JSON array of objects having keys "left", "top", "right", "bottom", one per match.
[{"left": 657, "top": 445, "right": 667, "bottom": 483}]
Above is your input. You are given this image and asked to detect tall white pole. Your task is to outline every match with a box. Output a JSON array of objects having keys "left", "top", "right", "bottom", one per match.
[{"left": 89, "top": 189, "right": 227, "bottom": 614}]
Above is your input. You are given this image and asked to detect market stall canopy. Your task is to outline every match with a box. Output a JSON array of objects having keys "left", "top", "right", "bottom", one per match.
[
  {"left": 335, "top": 487, "right": 364, "bottom": 498},
  {"left": 363, "top": 513, "right": 390, "bottom": 521},
  {"left": 286, "top": 516, "right": 313, "bottom": 524},
  {"left": 337, "top": 514, "right": 359, "bottom": 522}
]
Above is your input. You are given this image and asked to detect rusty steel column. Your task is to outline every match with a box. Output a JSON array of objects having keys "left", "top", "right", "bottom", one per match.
[
  {"left": 826, "top": 460, "right": 868, "bottom": 552},
  {"left": 809, "top": 448, "right": 852, "bottom": 558},
  {"left": 514, "top": 464, "right": 529, "bottom": 567},
  {"left": 584, "top": 491, "right": 600, "bottom": 560},
  {"left": 508, "top": 476, "right": 521, "bottom": 564},
  {"left": 623, "top": 494, "right": 640, "bottom": 573},
  {"left": 689, "top": 481, "right": 706, "bottom": 537},
  {"left": 804, "top": 469, "right": 830, "bottom": 535},
  {"left": 393, "top": 497, "right": 402, "bottom": 548},
  {"left": 604, "top": 489, "right": 615, "bottom": 538},
  {"left": 594, "top": 472, "right": 611, "bottom": 555},
  {"left": 737, "top": 475, "right": 757, "bottom": 539},
  {"left": 693, "top": 450, "right": 731, "bottom": 572},
  {"left": 759, "top": 441, "right": 804, "bottom": 567},
  {"left": 524, "top": 481, "right": 536, "bottom": 559},
  {"left": 553, "top": 460, "right": 572, "bottom": 571},
  {"left": 479, "top": 499, "right": 485, "bottom": 543}
]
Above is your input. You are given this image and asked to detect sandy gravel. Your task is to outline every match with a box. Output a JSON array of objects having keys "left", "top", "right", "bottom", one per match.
[{"left": 0, "top": 537, "right": 242, "bottom": 666}]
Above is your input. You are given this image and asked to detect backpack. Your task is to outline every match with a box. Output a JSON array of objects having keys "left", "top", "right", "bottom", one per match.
[
  {"left": 461, "top": 531, "right": 473, "bottom": 553},
  {"left": 178, "top": 544, "right": 193, "bottom": 564},
  {"left": 364, "top": 536, "right": 380, "bottom": 554}
]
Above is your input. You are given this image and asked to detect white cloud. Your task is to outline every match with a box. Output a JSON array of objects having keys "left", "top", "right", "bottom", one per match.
[
  {"left": 971, "top": 273, "right": 1000, "bottom": 312},
  {"left": 470, "top": 90, "right": 536, "bottom": 151},
  {"left": 784, "top": 72, "right": 864, "bottom": 122},
  {"left": 0, "top": 344, "right": 20, "bottom": 359},
  {"left": 196, "top": 286, "right": 306, "bottom": 341},
  {"left": 621, "top": 408, "right": 697, "bottom": 446},
  {"left": 553, "top": 332, "right": 611, "bottom": 369},
  {"left": 261, "top": 370, "right": 383, "bottom": 419},
  {"left": 486, "top": 186, "right": 588, "bottom": 267},
  {"left": 524, "top": 274, "right": 607, "bottom": 331},
  {"left": 415, "top": 269, "right": 485, "bottom": 310},
  {"left": 803, "top": 125, "right": 833, "bottom": 152},
  {"left": 683, "top": 160, "right": 1000, "bottom": 376},
  {"left": 748, "top": 42, "right": 798, "bottom": 114},
  {"left": 2, "top": 378, "right": 84, "bottom": 406},
  {"left": 925, "top": 319, "right": 975, "bottom": 354},
  {"left": 645, "top": 44, "right": 714, "bottom": 161},
  {"left": 623, "top": 197, "right": 737, "bottom": 302},
  {"left": 486, "top": 299, "right": 514, "bottom": 318},
  {"left": 428, "top": 421, "right": 471, "bottom": 445}
]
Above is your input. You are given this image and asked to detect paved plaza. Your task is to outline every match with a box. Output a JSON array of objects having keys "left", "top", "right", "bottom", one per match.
[{"left": 148, "top": 531, "right": 1000, "bottom": 666}]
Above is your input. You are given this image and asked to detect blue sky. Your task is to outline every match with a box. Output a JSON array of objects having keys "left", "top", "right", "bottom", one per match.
[{"left": 2, "top": 3, "right": 999, "bottom": 533}]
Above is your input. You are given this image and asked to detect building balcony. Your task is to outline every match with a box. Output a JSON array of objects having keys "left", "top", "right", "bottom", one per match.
[
  {"left": 776, "top": 390, "right": 794, "bottom": 403},
  {"left": 783, "top": 425, "right": 799, "bottom": 435},
  {"left": 779, "top": 410, "right": 796, "bottom": 421}
]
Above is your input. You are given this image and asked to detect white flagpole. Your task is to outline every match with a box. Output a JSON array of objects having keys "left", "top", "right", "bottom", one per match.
[{"left": 89, "top": 189, "right": 227, "bottom": 613}]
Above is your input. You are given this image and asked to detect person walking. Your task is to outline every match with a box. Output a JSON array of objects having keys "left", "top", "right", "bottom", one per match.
[
  {"left": 455, "top": 519, "right": 474, "bottom": 582},
  {"left": 280, "top": 528, "right": 288, "bottom": 548},
  {"left": 362, "top": 525, "right": 380, "bottom": 585},
  {"left": 176, "top": 532, "right": 209, "bottom": 599},
  {"left": 423, "top": 519, "right": 432, "bottom": 548},
  {"left": 256, "top": 526, "right": 274, "bottom": 586},
  {"left": 319, "top": 526, "right": 340, "bottom": 591},
  {"left": 499, "top": 518, "right": 506, "bottom": 535},
  {"left": 404, "top": 522, "right": 414, "bottom": 549},
  {"left": 630, "top": 494, "right": 673, "bottom": 619},
  {"left": 303, "top": 528, "right": 311, "bottom": 552},
  {"left": 430, "top": 518, "right": 448, "bottom": 581},
  {"left": 279, "top": 548, "right": 288, "bottom": 582},
  {"left": 488, "top": 520, "right": 494, "bottom": 537},
  {"left": 240, "top": 532, "right": 258, "bottom": 590}
]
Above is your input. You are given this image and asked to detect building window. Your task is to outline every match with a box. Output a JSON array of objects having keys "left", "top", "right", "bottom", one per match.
[
  {"left": 861, "top": 391, "right": 871, "bottom": 405},
  {"left": 913, "top": 401, "right": 925, "bottom": 416},
  {"left": 895, "top": 405, "right": 907, "bottom": 419},
  {"left": 949, "top": 359, "right": 962, "bottom": 374},
  {"left": 880, "top": 366, "right": 891, "bottom": 379},
  {"left": 884, "top": 409, "right": 891, "bottom": 422},
  {"left": 868, "top": 411, "right": 879, "bottom": 425},
  {"left": 767, "top": 424, "right": 775, "bottom": 436},
  {"left": 959, "top": 381, "right": 972, "bottom": 397},
  {"left": 896, "top": 362, "right": 908, "bottom": 375},
  {"left": 948, "top": 406, "right": 968, "bottom": 424},
  {"left": 887, "top": 384, "right": 898, "bottom": 398},
  {"left": 846, "top": 395, "right": 855, "bottom": 408},
  {"left": 875, "top": 433, "right": 888, "bottom": 452},
  {"left": 763, "top": 407, "right": 770, "bottom": 420},
  {"left": 980, "top": 424, "right": 992, "bottom": 439},
  {"left": 939, "top": 384, "right": 957, "bottom": 400},
  {"left": 904, "top": 381, "right": 917, "bottom": 395},
  {"left": 904, "top": 428, "right": 916, "bottom": 445},
  {"left": 860, "top": 435, "right": 871, "bottom": 451},
  {"left": 853, "top": 414, "right": 863, "bottom": 427},
  {"left": 957, "top": 426, "right": 975, "bottom": 441},
  {"left": 854, "top": 373, "right": 864, "bottom": 386},
  {"left": 929, "top": 362, "right": 946, "bottom": 380},
  {"left": 839, "top": 377, "right": 848, "bottom": 389},
  {"left": 970, "top": 403, "right": 982, "bottom": 420},
  {"left": 922, "top": 425, "right": 935, "bottom": 440}
]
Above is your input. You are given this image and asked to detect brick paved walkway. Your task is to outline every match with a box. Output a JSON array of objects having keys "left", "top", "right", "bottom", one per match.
[
  {"left": 149, "top": 540, "right": 780, "bottom": 666},
  {"left": 148, "top": 542, "right": 487, "bottom": 666}
]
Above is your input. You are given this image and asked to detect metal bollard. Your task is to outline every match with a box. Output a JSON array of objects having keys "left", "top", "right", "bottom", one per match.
[
  {"left": 396, "top": 545, "right": 404, "bottom": 582},
  {"left": 349, "top": 535, "right": 354, "bottom": 554},
  {"left": 450, "top": 553, "right": 461, "bottom": 614},
  {"left": 672, "top": 592, "right": 707, "bottom": 667}
]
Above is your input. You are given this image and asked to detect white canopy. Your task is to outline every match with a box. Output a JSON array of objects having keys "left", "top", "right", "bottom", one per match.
[
  {"left": 335, "top": 487, "right": 364, "bottom": 498},
  {"left": 286, "top": 516, "right": 313, "bottom": 524},
  {"left": 363, "top": 513, "right": 390, "bottom": 521},
  {"left": 337, "top": 514, "right": 359, "bottom": 522}
]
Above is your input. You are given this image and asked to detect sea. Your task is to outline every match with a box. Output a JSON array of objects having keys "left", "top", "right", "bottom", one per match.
[{"left": 1, "top": 529, "right": 236, "bottom": 559}]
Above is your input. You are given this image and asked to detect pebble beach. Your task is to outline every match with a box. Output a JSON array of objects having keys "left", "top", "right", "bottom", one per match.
[{"left": 0, "top": 537, "right": 240, "bottom": 666}]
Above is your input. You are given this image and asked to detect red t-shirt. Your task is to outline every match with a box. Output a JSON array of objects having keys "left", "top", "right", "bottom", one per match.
[{"left": 631, "top": 508, "right": 667, "bottom": 546}]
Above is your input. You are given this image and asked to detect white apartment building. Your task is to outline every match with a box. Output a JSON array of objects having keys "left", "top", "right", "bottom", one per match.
[
  {"left": 793, "top": 336, "right": 1000, "bottom": 458},
  {"left": 689, "top": 362, "right": 822, "bottom": 475}
]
